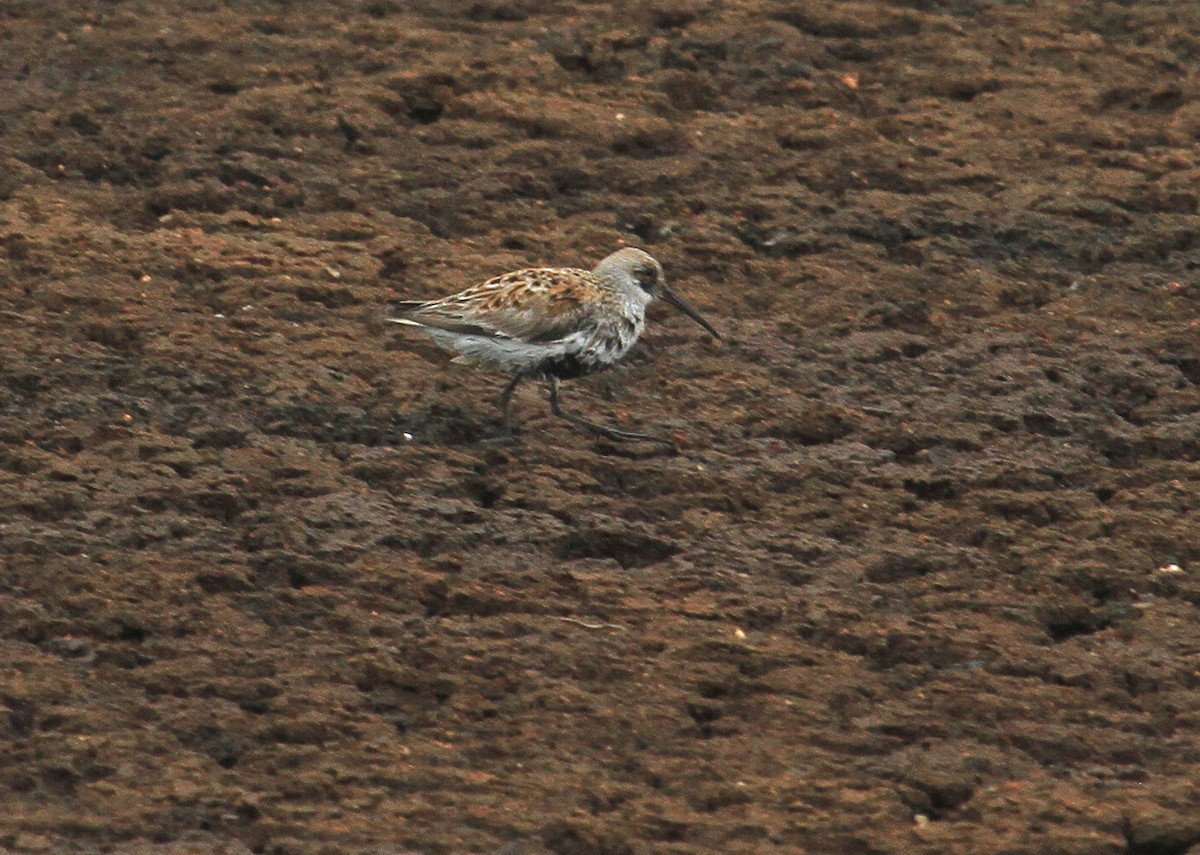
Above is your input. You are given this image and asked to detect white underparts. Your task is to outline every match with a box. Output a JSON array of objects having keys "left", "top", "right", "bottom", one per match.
[{"left": 390, "top": 314, "right": 643, "bottom": 376}]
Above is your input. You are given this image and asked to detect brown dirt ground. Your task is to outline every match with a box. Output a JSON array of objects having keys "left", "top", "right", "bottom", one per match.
[{"left": 3, "top": 1, "right": 1200, "bottom": 853}]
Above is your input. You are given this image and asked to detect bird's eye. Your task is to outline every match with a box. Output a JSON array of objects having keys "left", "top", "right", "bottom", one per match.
[{"left": 634, "top": 265, "right": 658, "bottom": 291}]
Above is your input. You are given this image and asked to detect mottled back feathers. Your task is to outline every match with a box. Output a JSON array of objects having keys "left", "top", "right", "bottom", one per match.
[{"left": 390, "top": 266, "right": 617, "bottom": 345}]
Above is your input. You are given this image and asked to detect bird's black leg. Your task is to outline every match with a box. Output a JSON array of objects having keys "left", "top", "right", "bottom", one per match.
[
  {"left": 499, "top": 373, "right": 525, "bottom": 433},
  {"left": 547, "top": 377, "right": 666, "bottom": 443}
]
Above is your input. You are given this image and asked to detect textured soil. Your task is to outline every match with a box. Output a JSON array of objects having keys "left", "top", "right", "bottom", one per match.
[{"left": 3, "top": 1, "right": 1200, "bottom": 854}]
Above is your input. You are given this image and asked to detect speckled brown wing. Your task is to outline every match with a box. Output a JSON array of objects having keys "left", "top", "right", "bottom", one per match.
[{"left": 392, "top": 267, "right": 611, "bottom": 343}]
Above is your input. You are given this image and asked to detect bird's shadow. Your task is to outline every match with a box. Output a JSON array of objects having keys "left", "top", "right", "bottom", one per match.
[{"left": 471, "top": 422, "right": 679, "bottom": 457}]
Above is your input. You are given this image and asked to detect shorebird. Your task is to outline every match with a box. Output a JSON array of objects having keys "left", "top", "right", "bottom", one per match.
[{"left": 386, "top": 247, "right": 721, "bottom": 442}]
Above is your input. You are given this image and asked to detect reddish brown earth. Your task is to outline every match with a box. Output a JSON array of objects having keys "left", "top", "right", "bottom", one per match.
[{"left": 3, "top": 1, "right": 1200, "bottom": 853}]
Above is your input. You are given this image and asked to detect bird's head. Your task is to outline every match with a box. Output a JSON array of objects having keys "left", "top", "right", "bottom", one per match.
[{"left": 595, "top": 247, "right": 722, "bottom": 339}]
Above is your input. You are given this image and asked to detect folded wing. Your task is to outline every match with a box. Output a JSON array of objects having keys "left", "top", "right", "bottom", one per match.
[{"left": 387, "top": 267, "right": 605, "bottom": 345}]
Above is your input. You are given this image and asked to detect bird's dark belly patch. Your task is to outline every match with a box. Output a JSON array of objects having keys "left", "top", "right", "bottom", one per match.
[{"left": 536, "top": 353, "right": 593, "bottom": 380}]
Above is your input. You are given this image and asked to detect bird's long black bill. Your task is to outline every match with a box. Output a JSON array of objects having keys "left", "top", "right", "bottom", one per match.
[{"left": 661, "top": 287, "right": 722, "bottom": 340}]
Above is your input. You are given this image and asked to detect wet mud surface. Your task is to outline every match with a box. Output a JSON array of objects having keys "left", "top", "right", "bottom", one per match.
[{"left": 3, "top": 1, "right": 1200, "bottom": 853}]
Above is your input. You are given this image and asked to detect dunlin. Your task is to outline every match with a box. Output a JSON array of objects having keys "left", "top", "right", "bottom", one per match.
[{"left": 387, "top": 247, "right": 721, "bottom": 442}]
